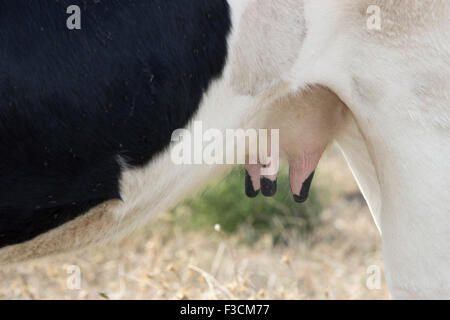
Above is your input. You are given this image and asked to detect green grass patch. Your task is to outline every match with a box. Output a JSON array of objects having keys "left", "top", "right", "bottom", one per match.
[{"left": 171, "top": 165, "right": 329, "bottom": 244}]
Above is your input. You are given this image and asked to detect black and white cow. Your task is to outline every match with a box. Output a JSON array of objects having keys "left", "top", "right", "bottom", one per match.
[{"left": 1, "top": 0, "right": 449, "bottom": 299}]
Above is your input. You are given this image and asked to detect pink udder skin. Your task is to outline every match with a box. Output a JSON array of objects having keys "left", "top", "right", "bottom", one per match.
[
  {"left": 245, "top": 148, "right": 323, "bottom": 195},
  {"left": 245, "top": 164, "right": 262, "bottom": 191},
  {"left": 288, "top": 150, "right": 323, "bottom": 195},
  {"left": 245, "top": 145, "right": 279, "bottom": 188}
]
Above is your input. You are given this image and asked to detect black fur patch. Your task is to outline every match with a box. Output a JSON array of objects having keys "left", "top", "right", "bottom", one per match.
[{"left": 0, "top": 0, "right": 231, "bottom": 247}]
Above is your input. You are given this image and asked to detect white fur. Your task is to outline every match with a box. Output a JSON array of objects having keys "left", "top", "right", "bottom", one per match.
[
  {"left": 117, "top": 0, "right": 450, "bottom": 298},
  {"left": 290, "top": 0, "right": 450, "bottom": 298}
]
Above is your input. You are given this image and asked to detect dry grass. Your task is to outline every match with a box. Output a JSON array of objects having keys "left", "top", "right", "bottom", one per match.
[{"left": 0, "top": 146, "right": 390, "bottom": 300}]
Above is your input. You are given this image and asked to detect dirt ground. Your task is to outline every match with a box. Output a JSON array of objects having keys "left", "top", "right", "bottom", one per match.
[{"left": 0, "top": 146, "right": 390, "bottom": 300}]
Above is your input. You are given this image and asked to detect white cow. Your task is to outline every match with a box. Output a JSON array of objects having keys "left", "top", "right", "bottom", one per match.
[{"left": 1, "top": 0, "right": 448, "bottom": 299}]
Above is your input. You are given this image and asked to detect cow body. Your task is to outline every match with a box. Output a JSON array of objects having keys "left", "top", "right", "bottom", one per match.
[
  {"left": 0, "top": 0, "right": 231, "bottom": 246},
  {"left": 0, "top": 0, "right": 449, "bottom": 299}
]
